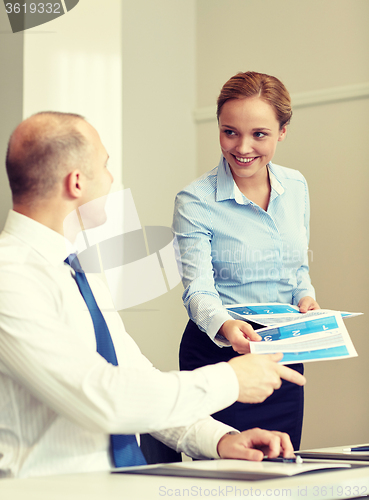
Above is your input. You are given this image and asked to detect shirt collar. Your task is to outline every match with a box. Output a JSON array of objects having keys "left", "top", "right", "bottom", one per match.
[
  {"left": 268, "top": 163, "right": 285, "bottom": 196},
  {"left": 3, "top": 210, "right": 73, "bottom": 266},
  {"left": 216, "top": 156, "right": 237, "bottom": 202},
  {"left": 216, "top": 156, "right": 285, "bottom": 204}
]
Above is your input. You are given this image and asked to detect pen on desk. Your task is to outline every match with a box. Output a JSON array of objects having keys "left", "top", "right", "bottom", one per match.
[
  {"left": 343, "top": 446, "right": 369, "bottom": 452},
  {"left": 263, "top": 456, "right": 303, "bottom": 464}
]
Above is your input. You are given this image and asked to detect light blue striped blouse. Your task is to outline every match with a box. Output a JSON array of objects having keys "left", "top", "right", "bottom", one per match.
[{"left": 172, "top": 156, "right": 316, "bottom": 344}]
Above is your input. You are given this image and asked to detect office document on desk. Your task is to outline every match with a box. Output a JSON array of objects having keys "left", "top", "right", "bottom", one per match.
[{"left": 113, "top": 458, "right": 352, "bottom": 481}]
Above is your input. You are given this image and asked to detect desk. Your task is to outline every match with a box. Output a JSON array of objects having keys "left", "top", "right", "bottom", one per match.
[{"left": 0, "top": 465, "right": 368, "bottom": 500}]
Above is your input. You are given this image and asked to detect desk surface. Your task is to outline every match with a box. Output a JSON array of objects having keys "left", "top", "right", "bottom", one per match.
[{"left": 1, "top": 453, "right": 369, "bottom": 500}]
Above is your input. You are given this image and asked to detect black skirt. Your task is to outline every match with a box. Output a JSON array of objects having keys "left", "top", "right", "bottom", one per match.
[{"left": 179, "top": 320, "right": 304, "bottom": 451}]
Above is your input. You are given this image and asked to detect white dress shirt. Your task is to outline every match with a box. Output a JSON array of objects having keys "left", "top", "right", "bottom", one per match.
[{"left": 0, "top": 210, "right": 238, "bottom": 478}]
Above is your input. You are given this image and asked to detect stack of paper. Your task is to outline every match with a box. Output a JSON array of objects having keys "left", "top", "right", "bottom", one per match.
[{"left": 225, "top": 303, "right": 360, "bottom": 364}]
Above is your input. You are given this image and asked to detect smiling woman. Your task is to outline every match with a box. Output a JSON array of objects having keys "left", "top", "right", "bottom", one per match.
[
  {"left": 218, "top": 97, "right": 287, "bottom": 210},
  {"left": 172, "top": 71, "right": 319, "bottom": 451}
]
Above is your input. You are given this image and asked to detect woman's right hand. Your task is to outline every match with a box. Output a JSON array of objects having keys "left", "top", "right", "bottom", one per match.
[{"left": 219, "top": 320, "right": 262, "bottom": 354}]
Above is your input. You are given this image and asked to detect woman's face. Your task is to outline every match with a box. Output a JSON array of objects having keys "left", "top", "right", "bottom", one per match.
[{"left": 219, "top": 96, "right": 286, "bottom": 183}]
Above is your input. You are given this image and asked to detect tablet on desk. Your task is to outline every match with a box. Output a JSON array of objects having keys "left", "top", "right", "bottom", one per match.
[{"left": 297, "top": 444, "right": 369, "bottom": 462}]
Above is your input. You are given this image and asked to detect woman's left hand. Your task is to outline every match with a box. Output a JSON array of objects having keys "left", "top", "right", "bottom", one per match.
[{"left": 298, "top": 296, "right": 320, "bottom": 313}]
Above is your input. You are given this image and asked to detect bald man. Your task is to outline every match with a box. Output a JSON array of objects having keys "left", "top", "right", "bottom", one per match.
[{"left": 0, "top": 112, "right": 305, "bottom": 478}]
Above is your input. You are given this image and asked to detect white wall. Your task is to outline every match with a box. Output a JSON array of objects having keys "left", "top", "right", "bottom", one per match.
[
  {"left": 0, "top": 7, "right": 22, "bottom": 231},
  {"left": 22, "top": 0, "right": 123, "bottom": 186},
  {"left": 119, "top": 0, "right": 196, "bottom": 370}
]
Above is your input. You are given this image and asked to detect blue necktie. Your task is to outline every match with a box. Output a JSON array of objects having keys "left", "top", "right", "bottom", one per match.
[{"left": 65, "top": 254, "right": 147, "bottom": 467}]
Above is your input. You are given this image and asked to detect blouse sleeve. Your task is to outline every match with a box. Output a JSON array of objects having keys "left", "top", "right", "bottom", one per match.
[{"left": 172, "top": 190, "right": 233, "bottom": 345}]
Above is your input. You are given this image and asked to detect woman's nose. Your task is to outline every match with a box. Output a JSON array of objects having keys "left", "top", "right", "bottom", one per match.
[{"left": 235, "top": 135, "right": 253, "bottom": 155}]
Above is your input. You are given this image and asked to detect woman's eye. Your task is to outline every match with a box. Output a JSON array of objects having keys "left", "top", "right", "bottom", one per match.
[
  {"left": 224, "top": 129, "right": 236, "bottom": 136},
  {"left": 254, "top": 132, "right": 266, "bottom": 138}
]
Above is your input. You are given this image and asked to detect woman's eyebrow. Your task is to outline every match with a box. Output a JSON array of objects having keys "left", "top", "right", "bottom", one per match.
[{"left": 219, "top": 124, "right": 237, "bottom": 129}]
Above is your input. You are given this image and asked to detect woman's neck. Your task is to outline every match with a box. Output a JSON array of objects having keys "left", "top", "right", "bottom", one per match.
[{"left": 234, "top": 166, "right": 271, "bottom": 211}]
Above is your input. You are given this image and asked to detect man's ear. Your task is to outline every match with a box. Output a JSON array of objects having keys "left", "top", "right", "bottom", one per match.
[
  {"left": 278, "top": 125, "right": 287, "bottom": 142},
  {"left": 66, "top": 170, "right": 84, "bottom": 199}
]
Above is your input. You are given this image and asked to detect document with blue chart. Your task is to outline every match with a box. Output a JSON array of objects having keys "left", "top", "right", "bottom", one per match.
[
  {"left": 246, "top": 311, "right": 358, "bottom": 364},
  {"left": 225, "top": 302, "right": 362, "bottom": 327}
]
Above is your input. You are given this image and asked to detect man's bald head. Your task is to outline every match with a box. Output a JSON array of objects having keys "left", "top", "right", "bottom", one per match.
[{"left": 6, "top": 111, "right": 92, "bottom": 204}]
